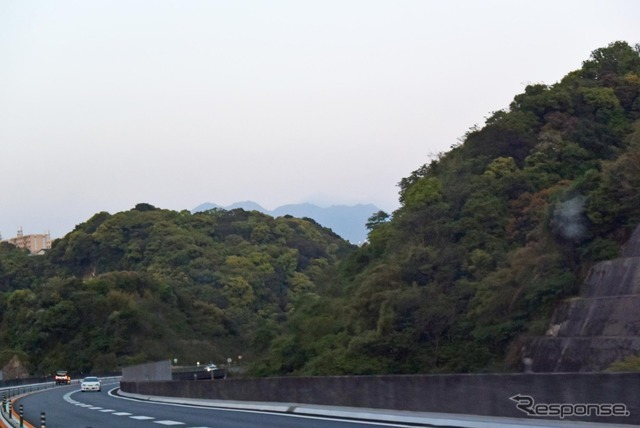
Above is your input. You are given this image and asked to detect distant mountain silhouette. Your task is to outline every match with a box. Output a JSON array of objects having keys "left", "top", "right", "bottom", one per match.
[{"left": 192, "top": 201, "right": 380, "bottom": 244}]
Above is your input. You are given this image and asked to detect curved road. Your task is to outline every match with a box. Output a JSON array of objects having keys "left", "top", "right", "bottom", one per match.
[{"left": 14, "top": 381, "right": 434, "bottom": 428}]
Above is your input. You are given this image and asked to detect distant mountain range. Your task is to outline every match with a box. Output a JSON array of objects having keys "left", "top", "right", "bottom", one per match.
[{"left": 192, "top": 201, "right": 380, "bottom": 244}]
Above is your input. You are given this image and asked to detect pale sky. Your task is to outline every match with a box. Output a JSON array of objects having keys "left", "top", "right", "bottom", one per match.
[{"left": 1, "top": 1, "right": 638, "bottom": 239}]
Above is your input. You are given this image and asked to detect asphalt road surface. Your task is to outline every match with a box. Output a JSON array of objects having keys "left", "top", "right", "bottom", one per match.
[{"left": 14, "top": 380, "right": 438, "bottom": 428}]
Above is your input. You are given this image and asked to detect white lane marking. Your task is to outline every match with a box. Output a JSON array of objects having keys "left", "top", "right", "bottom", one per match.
[
  {"left": 154, "top": 421, "right": 185, "bottom": 426},
  {"left": 113, "top": 412, "right": 132, "bottom": 416},
  {"left": 110, "top": 388, "right": 421, "bottom": 427},
  {"left": 100, "top": 409, "right": 115, "bottom": 412},
  {"left": 130, "top": 415, "right": 155, "bottom": 420},
  {"left": 89, "top": 406, "right": 103, "bottom": 410}
]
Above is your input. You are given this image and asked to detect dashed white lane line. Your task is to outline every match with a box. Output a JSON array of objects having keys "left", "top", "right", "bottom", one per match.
[
  {"left": 130, "top": 415, "right": 155, "bottom": 420},
  {"left": 65, "top": 388, "right": 205, "bottom": 427}
]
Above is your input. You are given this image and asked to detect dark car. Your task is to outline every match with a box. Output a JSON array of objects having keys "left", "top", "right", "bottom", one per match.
[{"left": 55, "top": 370, "right": 71, "bottom": 385}]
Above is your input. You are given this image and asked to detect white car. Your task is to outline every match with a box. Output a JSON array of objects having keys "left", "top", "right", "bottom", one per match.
[{"left": 80, "top": 376, "right": 101, "bottom": 392}]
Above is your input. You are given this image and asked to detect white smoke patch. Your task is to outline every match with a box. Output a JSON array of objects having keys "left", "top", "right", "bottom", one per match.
[{"left": 550, "top": 195, "right": 589, "bottom": 243}]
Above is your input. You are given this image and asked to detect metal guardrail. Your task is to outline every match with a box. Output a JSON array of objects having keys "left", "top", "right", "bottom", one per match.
[
  {"left": 1, "top": 381, "right": 56, "bottom": 428},
  {"left": 0, "top": 371, "right": 120, "bottom": 389},
  {"left": 171, "top": 366, "right": 226, "bottom": 381},
  {"left": 0, "top": 376, "right": 121, "bottom": 428},
  {"left": 0, "top": 378, "right": 49, "bottom": 390}
]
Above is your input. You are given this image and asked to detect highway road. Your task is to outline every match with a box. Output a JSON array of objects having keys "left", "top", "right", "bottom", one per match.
[
  {"left": 11, "top": 381, "right": 629, "bottom": 428},
  {"left": 13, "top": 380, "right": 443, "bottom": 428}
]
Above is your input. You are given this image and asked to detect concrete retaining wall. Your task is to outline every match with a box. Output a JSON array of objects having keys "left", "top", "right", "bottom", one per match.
[
  {"left": 121, "top": 360, "right": 171, "bottom": 382},
  {"left": 120, "top": 372, "right": 639, "bottom": 425},
  {"left": 527, "top": 225, "right": 640, "bottom": 372}
]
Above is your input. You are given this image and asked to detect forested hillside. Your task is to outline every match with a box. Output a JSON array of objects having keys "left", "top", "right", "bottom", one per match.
[
  {"left": 252, "top": 41, "right": 640, "bottom": 375},
  {"left": 1, "top": 41, "right": 639, "bottom": 377},
  {"left": 0, "top": 205, "right": 354, "bottom": 374}
]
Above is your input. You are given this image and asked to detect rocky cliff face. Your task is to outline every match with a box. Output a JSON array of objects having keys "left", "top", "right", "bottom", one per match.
[
  {"left": 1, "top": 355, "right": 29, "bottom": 380},
  {"left": 526, "top": 226, "right": 640, "bottom": 372}
]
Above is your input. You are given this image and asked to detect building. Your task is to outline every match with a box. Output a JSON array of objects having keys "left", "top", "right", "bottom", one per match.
[{"left": 5, "top": 227, "right": 52, "bottom": 254}]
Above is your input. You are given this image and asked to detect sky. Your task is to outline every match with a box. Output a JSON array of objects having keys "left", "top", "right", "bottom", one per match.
[{"left": 1, "top": 1, "right": 639, "bottom": 240}]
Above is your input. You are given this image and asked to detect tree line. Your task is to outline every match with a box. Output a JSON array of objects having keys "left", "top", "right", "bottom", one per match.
[{"left": 1, "top": 41, "right": 639, "bottom": 376}]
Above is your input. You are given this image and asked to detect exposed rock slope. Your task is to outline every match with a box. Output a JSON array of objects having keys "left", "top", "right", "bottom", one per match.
[{"left": 528, "top": 226, "right": 640, "bottom": 371}]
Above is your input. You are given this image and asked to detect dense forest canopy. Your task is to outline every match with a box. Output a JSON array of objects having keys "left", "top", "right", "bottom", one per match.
[
  {"left": 1, "top": 41, "right": 639, "bottom": 376},
  {"left": 0, "top": 205, "right": 353, "bottom": 373},
  {"left": 252, "top": 41, "right": 640, "bottom": 375}
]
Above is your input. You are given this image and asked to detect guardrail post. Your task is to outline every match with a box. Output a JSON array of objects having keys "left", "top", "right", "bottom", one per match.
[
  {"left": 19, "top": 404, "right": 24, "bottom": 427},
  {"left": 40, "top": 411, "right": 46, "bottom": 428}
]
